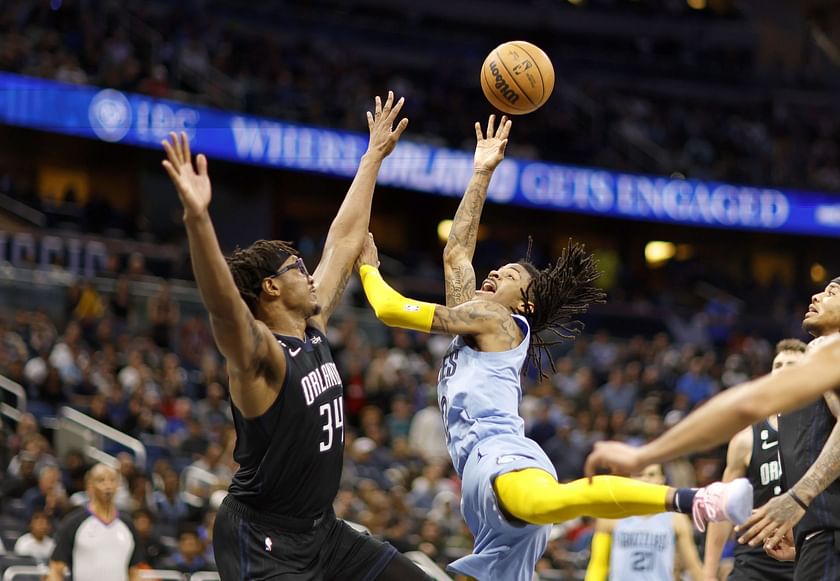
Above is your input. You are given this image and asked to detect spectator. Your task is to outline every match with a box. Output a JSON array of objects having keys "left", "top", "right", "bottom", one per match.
[
  {"left": 13, "top": 511, "right": 55, "bottom": 563},
  {"left": 132, "top": 509, "right": 169, "bottom": 568},
  {"left": 153, "top": 470, "right": 188, "bottom": 537},
  {"left": 23, "top": 465, "right": 69, "bottom": 520},
  {"left": 147, "top": 281, "right": 180, "bottom": 349},
  {"left": 408, "top": 392, "right": 449, "bottom": 463},
  {"left": 1, "top": 452, "right": 38, "bottom": 502},
  {"left": 160, "top": 524, "right": 214, "bottom": 574},
  {"left": 598, "top": 368, "right": 637, "bottom": 416},
  {"left": 47, "top": 464, "right": 142, "bottom": 581},
  {"left": 194, "top": 381, "right": 231, "bottom": 426},
  {"left": 675, "top": 356, "right": 717, "bottom": 407}
]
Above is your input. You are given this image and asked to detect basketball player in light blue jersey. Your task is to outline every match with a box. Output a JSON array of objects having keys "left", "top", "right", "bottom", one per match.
[
  {"left": 585, "top": 464, "right": 703, "bottom": 581},
  {"left": 356, "top": 115, "right": 753, "bottom": 581}
]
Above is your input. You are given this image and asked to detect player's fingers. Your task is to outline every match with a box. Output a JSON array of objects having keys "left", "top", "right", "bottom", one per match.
[
  {"left": 392, "top": 118, "right": 409, "bottom": 139},
  {"left": 387, "top": 96, "right": 405, "bottom": 123},
  {"left": 383, "top": 91, "right": 394, "bottom": 114},
  {"left": 486, "top": 114, "right": 496, "bottom": 139},
  {"left": 166, "top": 133, "right": 181, "bottom": 165},
  {"left": 196, "top": 154, "right": 208, "bottom": 176},
  {"left": 500, "top": 118, "right": 512, "bottom": 141},
  {"left": 367, "top": 111, "right": 374, "bottom": 130},
  {"left": 375, "top": 96, "right": 382, "bottom": 118},
  {"left": 161, "top": 141, "right": 178, "bottom": 167},
  {"left": 499, "top": 139, "right": 508, "bottom": 156},
  {"left": 736, "top": 509, "right": 763, "bottom": 532},
  {"left": 161, "top": 160, "right": 179, "bottom": 182},
  {"left": 181, "top": 131, "right": 191, "bottom": 164},
  {"left": 741, "top": 518, "right": 772, "bottom": 545},
  {"left": 475, "top": 121, "right": 483, "bottom": 141}
]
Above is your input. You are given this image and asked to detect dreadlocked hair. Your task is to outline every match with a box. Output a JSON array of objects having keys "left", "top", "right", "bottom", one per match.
[
  {"left": 225, "top": 239, "right": 299, "bottom": 314},
  {"left": 518, "top": 238, "right": 606, "bottom": 378}
]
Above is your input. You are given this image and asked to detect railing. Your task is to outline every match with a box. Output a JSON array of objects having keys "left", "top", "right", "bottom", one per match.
[
  {"left": 2, "top": 565, "right": 48, "bottom": 581},
  {"left": 0, "top": 374, "right": 26, "bottom": 423},
  {"left": 138, "top": 570, "right": 186, "bottom": 581},
  {"left": 58, "top": 406, "right": 146, "bottom": 468},
  {"left": 1, "top": 567, "right": 221, "bottom": 581},
  {"left": 189, "top": 574, "right": 220, "bottom": 581}
]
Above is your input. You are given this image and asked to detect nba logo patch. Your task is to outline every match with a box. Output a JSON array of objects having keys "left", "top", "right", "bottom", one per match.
[{"left": 404, "top": 305, "right": 420, "bottom": 312}]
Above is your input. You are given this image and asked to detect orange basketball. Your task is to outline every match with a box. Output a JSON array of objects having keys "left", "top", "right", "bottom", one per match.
[{"left": 480, "top": 41, "right": 555, "bottom": 115}]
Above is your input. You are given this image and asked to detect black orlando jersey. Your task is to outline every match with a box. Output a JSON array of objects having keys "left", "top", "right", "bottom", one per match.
[{"left": 228, "top": 325, "right": 345, "bottom": 519}]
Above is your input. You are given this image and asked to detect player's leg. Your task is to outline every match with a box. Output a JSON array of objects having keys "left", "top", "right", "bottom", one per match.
[{"left": 493, "top": 468, "right": 752, "bottom": 530}]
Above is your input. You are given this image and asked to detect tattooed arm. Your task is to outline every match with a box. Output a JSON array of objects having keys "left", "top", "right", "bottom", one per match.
[
  {"left": 737, "top": 390, "right": 840, "bottom": 549},
  {"left": 443, "top": 115, "right": 511, "bottom": 307}
]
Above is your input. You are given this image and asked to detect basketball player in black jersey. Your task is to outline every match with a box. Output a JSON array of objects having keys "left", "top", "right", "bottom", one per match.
[
  {"left": 703, "top": 339, "right": 804, "bottom": 581},
  {"left": 161, "top": 92, "right": 431, "bottom": 581},
  {"left": 735, "top": 282, "right": 840, "bottom": 581},
  {"left": 586, "top": 278, "right": 840, "bottom": 581}
]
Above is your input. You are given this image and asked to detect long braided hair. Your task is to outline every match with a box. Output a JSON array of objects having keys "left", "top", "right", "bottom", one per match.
[{"left": 517, "top": 239, "right": 606, "bottom": 376}]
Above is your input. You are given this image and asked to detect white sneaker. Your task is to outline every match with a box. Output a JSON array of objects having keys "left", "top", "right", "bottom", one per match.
[{"left": 691, "top": 478, "right": 753, "bottom": 532}]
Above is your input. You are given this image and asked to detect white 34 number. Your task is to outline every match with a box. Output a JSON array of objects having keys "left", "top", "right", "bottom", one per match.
[{"left": 319, "top": 396, "right": 345, "bottom": 452}]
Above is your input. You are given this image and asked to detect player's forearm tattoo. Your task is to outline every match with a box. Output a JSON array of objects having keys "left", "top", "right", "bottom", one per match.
[
  {"left": 794, "top": 395, "right": 840, "bottom": 503},
  {"left": 323, "top": 266, "right": 352, "bottom": 318},
  {"left": 444, "top": 171, "right": 490, "bottom": 307},
  {"left": 445, "top": 265, "right": 476, "bottom": 308},
  {"left": 433, "top": 303, "right": 520, "bottom": 348},
  {"left": 448, "top": 172, "right": 490, "bottom": 254}
]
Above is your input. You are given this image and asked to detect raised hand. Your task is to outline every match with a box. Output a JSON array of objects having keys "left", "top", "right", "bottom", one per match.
[
  {"left": 366, "top": 91, "right": 409, "bottom": 159},
  {"left": 473, "top": 114, "right": 512, "bottom": 172},
  {"left": 355, "top": 232, "right": 380, "bottom": 272},
  {"left": 161, "top": 132, "right": 211, "bottom": 219},
  {"left": 584, "top": 441, "right": 647, "bottom": 480}
]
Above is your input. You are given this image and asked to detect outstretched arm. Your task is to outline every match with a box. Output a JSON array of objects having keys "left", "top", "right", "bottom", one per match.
[
  {"left": 161, "top": 133, "right": 274, "bottom": 379},
  {"left": 443, "top": 115, "right": 511, "bottom": 307},
  {"left": 310, "top": 91, "right": 408, "bottom": 330},
  {"left": 584, "top": 336, "right": 840, "bottom": 477}
]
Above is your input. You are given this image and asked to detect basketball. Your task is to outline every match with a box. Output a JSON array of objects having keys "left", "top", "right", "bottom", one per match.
[{"left": 480, "top": 41, "right": 555, "bottom": 115}]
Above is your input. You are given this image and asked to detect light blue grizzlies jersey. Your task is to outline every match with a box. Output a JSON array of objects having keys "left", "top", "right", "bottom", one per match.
[
  {"left": 438, "top": 313, "right": 557, "bottom": 581},
  {"left": 437, "top": 314, "right": 530, "bottom": 476},
  {"left": 609, "top": 513, "right": 675, "bottom": 581}
]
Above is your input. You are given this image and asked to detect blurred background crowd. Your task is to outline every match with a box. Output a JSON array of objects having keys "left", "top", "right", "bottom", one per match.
[{"left": 3, "top": 0, "right": 840, "bottom": 579}]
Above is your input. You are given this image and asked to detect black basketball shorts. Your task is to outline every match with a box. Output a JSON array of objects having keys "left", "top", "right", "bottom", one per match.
[{"left": 213, "top": 495, "right": 397, "bottom": 581}]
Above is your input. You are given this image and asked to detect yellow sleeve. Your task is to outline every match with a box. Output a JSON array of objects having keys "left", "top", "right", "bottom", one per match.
[
  {"left": 584, "top": 531, "right": 612, "bottom": 581},
  {"left": 359, "top": 265, "right": 436, "bottom": 333}
]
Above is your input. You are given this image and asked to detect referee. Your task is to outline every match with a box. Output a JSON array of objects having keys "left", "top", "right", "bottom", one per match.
[{"left": 46, "top": 463, "right": 143, "bottom": 581}]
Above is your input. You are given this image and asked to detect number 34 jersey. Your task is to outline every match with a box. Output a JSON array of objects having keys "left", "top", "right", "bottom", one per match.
[
  {"left": 438, "top": 314, "right": 531, "bottom": 477},
  {"left": 228, "top": 327, "right": 345, "bottom": 519}
]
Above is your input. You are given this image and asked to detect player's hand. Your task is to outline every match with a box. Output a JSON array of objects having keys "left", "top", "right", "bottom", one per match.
[
  {"left": 355, "top": 233, "right": 380, "bottom": 272},
  {"left": 366, "top": 91, "right": 409, "bottom": 160},
  {"left": 473, "top": 114, "right": 512, "bottom": 172},
  {"left": 735, "top": 492, "right": 805, "bottom": 549},
  {"left": 161, "top": 131, "right": 211, "bottom": 219},
  {"left": 584, "top": 441, "right": 646, "bottom": 480},
  {"left": 764, "top": 529, "right": 796, "bottom": 561}
]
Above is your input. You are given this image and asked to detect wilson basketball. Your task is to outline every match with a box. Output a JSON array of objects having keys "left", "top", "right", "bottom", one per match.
[{"left": 480, "top": 41, "right": 555, "bottom": 115}]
